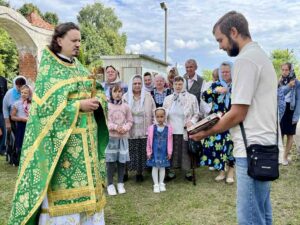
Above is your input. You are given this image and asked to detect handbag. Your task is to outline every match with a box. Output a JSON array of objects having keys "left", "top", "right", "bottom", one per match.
[{"left": 240, "top": 121, "right": 279, "bottom": 181}]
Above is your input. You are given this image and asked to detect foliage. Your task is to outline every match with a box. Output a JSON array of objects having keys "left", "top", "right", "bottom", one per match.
[
  {"left": 201, "top": 69, "right": 213, "bottom": 81},
  {"left": 43, "top": 12, "right": 59, "bottom": 25},
  {"left": 0, "top": 28, "right": 18, "bottom": 83},
  {"left": 271, "top": 49, "right": 300, "bottom": 78},
  {"left": 77, "top": 2, "right": 127, "bottom": 67},
  {"left": 18, "top": 3, "right": 59, "bottom": 25},
  {"left": 0, "top": 0, "right": 9, "bottom": 7},
  {"left": 18, "top": 3, "right": 43, "bottom": 18}
]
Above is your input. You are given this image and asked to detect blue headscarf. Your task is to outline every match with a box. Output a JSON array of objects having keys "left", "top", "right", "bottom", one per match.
[{"left": 218, "top": 61, "right": 233, "bottom": 108}]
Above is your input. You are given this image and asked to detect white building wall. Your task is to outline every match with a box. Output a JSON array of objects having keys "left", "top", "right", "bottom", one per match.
[{"left": 101, "top": 56, "right": 168, "bottom": 84}]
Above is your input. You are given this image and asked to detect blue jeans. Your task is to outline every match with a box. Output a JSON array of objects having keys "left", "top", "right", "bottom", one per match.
[
  {"left": 236, "top": 158, "right": 272, "bottom": 225},
  {"left": 0, "top": 113, "right": 6, "bottom": 154}
]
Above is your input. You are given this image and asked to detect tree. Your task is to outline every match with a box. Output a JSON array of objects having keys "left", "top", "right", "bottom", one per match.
[
  {"left": 0, "top": 0, "right": 9, "bottom": 7},
  {"left": 43, "top": 12, "right": 59, "bottom": 25},
  {"left": 270, "top": 49, "right": 299, "bottom": 78},
  {"left": 77, "top": 3, "right": 127, "bottom": 67},
  {"left": 18, "top": 4, "right": 59, "bottom": 25},
  {"left": 18, "top": 3, "right": 43, "bottom": 18},
  {"left": 201, "top": 69, "right": 213, "bottom": 81},
  {"left": 0, "top": 28, "right": 18, "bottom": 82}
]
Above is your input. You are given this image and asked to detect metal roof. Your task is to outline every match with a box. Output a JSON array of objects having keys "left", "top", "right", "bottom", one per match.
[{"left": 100, "top": 54, "right": 170, "bottom": 66}]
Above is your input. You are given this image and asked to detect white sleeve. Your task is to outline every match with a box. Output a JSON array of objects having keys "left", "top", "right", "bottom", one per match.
[
  {"left": 231, "top": 58, "right": 259, "bottom": 105},
  {"left": 198, "top": 80, "right": 212, "bottom": 117}
]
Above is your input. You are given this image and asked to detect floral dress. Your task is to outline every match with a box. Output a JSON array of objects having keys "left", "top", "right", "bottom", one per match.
[{"left": 200, "top": 82, "right": 234, "bottom": 170}]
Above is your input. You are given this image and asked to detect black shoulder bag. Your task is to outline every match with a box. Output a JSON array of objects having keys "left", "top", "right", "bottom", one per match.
[{"left": 240, "top": 120, "right": 279, "bottom": 181}]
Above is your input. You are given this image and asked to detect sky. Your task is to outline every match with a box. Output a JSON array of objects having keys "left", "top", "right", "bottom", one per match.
[{"left": 10, "top": 0, "right": 300, "bottom": 75}]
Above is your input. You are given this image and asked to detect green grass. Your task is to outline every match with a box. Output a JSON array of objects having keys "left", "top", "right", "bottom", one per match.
[{"left": 1, "top": 148, "right": 300, "bottom": 225}]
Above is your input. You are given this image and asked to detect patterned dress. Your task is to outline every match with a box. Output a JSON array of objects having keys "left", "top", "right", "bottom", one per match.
[{"left": 200, "top": 82, "right": 234, "bottom": 170}]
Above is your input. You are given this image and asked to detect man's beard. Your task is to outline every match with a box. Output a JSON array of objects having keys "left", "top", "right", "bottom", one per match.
[{"left": 227, "top": 37, "right": 239, "bottom": 57}]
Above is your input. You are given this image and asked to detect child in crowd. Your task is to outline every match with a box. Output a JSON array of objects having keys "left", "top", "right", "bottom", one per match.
[
  {"left": 146, "top": 107, "right": 173, "bottom": 193},
  {"left": 106, "top": 85, "right": 133, "bottom": 195},
  {"left": 10, "top": 85, "right": 32, "bottom": 164}
]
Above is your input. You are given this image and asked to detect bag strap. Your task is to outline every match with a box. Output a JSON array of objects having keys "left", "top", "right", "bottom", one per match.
[
  {"left": 239, "top": 115, "right": 279, "bottom": 149},
  {"left": 239, "top": 122, "right": 248, "bottom": 149}
]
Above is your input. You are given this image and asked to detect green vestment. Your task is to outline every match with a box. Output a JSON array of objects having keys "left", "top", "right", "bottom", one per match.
[{"left": 8, "top": 48, "right": 109, "bottom": 225}]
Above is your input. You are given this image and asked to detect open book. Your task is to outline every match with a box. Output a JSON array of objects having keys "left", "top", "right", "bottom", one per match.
[{"left": 187, "top": 113, "right": 221, "bottom": 135}]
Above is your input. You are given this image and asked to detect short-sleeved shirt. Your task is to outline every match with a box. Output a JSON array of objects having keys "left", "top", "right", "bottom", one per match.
[
  {"left": 13, "top": 100, "right": 28, "bottom": 118},
  {"left": 230, "top": 42, "right": 277, "bottom": 158}
]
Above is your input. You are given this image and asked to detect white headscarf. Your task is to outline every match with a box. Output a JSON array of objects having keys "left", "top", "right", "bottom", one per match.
[
  {"left": 127, "top": 74, "right": 146, "bottom": 108},
  {"left": 172, "top": 76, "right": 187, "bottom": 102}
]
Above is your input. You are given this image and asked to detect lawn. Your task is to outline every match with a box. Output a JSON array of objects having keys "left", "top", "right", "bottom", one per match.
[{"left": 1, "top": 147, "right": 300, "bottom": 225}]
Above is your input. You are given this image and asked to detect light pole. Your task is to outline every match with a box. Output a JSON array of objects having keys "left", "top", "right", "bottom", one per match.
[{"left": 160, "top": 2, "right": 167, "bottom": 63}]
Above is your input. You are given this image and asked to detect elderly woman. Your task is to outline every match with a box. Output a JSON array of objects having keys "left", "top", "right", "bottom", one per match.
[
  {"left": 102, "top": 65, "right": 128, "bottom": 99},
  {"left": 200, "top": 62, "right": 235, "bottom": 184},
  {"left": 123, "top": 75, "right": 156, "bottom": 181},
  {"left": 163, "top": 76, "right": 199, "bottom": 181},
  {"left": 151, "top": 74, "right": 171, "bottom": 107}
]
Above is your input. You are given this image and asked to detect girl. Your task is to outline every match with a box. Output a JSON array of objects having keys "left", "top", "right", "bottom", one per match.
[
  {"left": 106, "top": 85, "right": 133, "bottom": 195},
  {"left": 146, "top": 107, "right": 173, "bottom": 193},
  {"left": 10, "top": 84, "right": 32, "bottom": 165}
]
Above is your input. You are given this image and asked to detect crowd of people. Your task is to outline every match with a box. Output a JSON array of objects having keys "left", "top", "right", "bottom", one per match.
[{"left": 0, "top": 10, "right": 299, "bottom": 225}]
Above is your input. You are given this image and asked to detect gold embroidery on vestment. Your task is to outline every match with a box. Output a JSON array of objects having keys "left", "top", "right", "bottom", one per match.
[{"left": 21, "top": 101, "right": 80, "bottom": 225}]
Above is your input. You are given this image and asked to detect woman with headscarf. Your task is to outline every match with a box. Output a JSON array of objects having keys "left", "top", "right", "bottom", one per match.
[
  {"left": 123, "top": 74, "right": 156, "bottom": 181},
  {"left": 163, "top": 76, "right": 200, "bottom": 181},
  {"left": 278, "top": 62, "right": 300, "bottom": 165},
  {"left": 102, "top": 65, "right": 128, "bottom": 99},
  {"left": 200, "top": 62, "right": 235, "bottom": 184}
]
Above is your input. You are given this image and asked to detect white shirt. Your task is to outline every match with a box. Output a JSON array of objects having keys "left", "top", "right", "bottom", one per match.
[
  {"left": 168, "top": 100, "right": 185, "bottom": 134},
  {"left": 187, "top": 73, "right": 198, "bottom": 90},
  {"left": 230, "top": 42, "right": 277, "bottom": 158},
  {"left": 186, "top": 73, "right": 211, "bottom": 118},
  {"left": 57, "top": 53, "right": 73, "bottom": 63},
  {"left": 199, "top": 80, "right": 212, "bottom": 118}
]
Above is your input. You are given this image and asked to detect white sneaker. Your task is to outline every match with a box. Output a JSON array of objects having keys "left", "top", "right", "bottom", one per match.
[
  {"left": 107, "top": 184, "right": 117, "bottom": 196},
  {"left": 153, "top": 184, "right": 160, "bottom": 193},
  {"left": 282, "top": 159, "right": 289, "bottom": 166},
  {"left": 159, "top": 183, "right": 166, "bottom": 192},
  {"left": 117, "top": 183, "right": 126, "bottom": 194}
]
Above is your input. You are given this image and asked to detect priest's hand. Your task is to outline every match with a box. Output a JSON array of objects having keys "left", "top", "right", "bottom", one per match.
[
  {"left": 80, "top": 98, "right": 99, "bottom": 112},
  {"left": 189, "top": 130, "right": 209, "bottom": 141}
]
